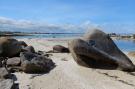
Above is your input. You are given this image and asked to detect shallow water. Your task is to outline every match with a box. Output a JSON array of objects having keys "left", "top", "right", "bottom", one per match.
[
  {"left": 114, "top": 39, "right": 135, "bottom": 52},
  {"left": 15, "top": 33, "right": 83, "bottom": 39}
]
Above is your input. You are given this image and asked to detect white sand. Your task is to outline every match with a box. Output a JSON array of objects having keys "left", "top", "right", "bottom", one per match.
[{"left": 13, "top": 38, "right": 135, "bottom": 89}]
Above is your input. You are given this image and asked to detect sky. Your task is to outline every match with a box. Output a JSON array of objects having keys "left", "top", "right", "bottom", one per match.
[{"left": 0, "top": 0, "right": 135, "bottom": 33}]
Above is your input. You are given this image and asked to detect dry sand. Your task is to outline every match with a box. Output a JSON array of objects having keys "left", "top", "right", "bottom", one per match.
[{"left": 13, "top": 38, "right": 135, "bottom": 89}]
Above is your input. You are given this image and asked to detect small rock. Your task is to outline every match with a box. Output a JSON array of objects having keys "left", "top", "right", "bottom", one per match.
[
  {"left": 37, "top": 51, "right": 44, "bottom": 55},
  {"left": 7, "top": 57, "right": 21, "bottom": 67},
  {"left": 0, "top": 68, "right": 9, "bottom": 79},
  {"left": 53, "top": 45, "right": 69, "bottom": 53},
  {"left": 0, "top": 79, "right": 14, "bottom": 89},
  {"left": 23, "top": 46, "right": 35, "bottom": 53},
  {"left": 61, "top": 58, "right": 68, "bottom": 61}
]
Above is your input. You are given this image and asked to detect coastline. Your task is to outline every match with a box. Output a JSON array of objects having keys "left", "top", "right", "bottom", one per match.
[{"left": 12, "top": 38, "right": 135, "bottom": 89}]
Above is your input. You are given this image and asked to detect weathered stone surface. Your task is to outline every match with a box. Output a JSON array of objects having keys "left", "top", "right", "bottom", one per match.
[
  {"left": 0, "top": 37, "right": 22, "bottom": 57},
  {"left": 23, "top": 46, "right": 35, "bottom": 53},
  {"left": 0, "top": 57, "right": 4, "bottom": 67},
  {"left": 0, "top": 68, "right": 9, "bottom": 79},
  {"left": 68, "top": 29, "right": 135, "bottom": 71},
  {"left": 53, "top": 45, "right": 69, "bottom": 53},
  {"left": 7, "top": 57, "right": 21, "bottom": 67},
  {"left": 20, "top": 52, "right": 55, "bottom": 73},
  {"left": 18, "top": 41, "right": 27, "bottom": 47},
  {"left": 0, "top": 79, "right": 14, "bottom": 89}
]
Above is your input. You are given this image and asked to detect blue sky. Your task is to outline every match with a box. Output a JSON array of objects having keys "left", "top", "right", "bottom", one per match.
[{"left": 0, "top": 0, "right": 135, "bottom": 33}]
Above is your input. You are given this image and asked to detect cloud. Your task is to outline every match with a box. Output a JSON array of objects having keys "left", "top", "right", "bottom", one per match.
[
  {"left": 0, "top": 16, "right": 134, "bottom": 34},
  {"left": 0, "top": 16, "right": 98, "bottom": 33}
]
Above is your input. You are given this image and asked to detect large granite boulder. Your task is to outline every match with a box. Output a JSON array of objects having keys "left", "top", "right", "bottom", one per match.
[
  {"left": 68, "top": 29, "right": 135, "bottom": 71},
  {"left": 0, "top": 37, "right": 22, "bottom": 57},
  {"left": 20, "top": 52, "right": 55, "bottom": 73},
  {"left": 0, "top": 79, "right": 14, "bottom": 89},
  {"left": 53, "top": 45, "right": 69, "bottom": 53}
]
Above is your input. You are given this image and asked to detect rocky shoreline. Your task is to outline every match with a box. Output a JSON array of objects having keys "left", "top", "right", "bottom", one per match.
[{"left": 0, "top": 30, "right": 135, "bottom": 89}]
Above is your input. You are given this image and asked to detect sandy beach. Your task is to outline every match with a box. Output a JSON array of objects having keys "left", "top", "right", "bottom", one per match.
[{"left": 12, "top": 38, "right": 135, "bottom": 89}]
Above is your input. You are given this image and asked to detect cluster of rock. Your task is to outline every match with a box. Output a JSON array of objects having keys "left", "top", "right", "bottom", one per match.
[
  {"left": 0, "top": 37, "right": 55, "bottom": 89},
  {"left": 68, "top": 29, "right": 135, "bottom": 72}
]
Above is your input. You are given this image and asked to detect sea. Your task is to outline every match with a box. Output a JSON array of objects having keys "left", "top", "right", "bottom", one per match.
[{"left": 14, "top": 33, "right": 135, "bottom": 52}]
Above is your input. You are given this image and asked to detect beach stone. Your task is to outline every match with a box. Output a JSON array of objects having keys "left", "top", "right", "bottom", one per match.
[
  {"left": 23, "top": 46, "right": 35, "bottom": 53},
  {"left": 0, "top": 67, "right": 9, "bottom": 79},
  {"left": 53, "top": 45, "right": 69, "bottom": 53},
  {"left": 0, "top": 37, "right": 22, "bottom": 57},
  {"left": 20, "top": 52, "right": 55, "bottom": 73},
  {"left": 68, "top": 29, "right": 135, "bottom": 71},
  {"left": 37, "top": 51, "right": 44, "bottom": 55},
  {"left": 37, "top": 51, "right": 50, "bottom": 57},
  {"left": 7, "top": 57, "right": 21, "bottom": 67},
  {"left": 0, "top": 79, "right": 14, "bottom": 89}
]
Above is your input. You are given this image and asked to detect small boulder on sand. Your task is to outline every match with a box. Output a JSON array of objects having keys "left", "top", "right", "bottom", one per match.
[
  {"left": 20, "top": 52, "right": 55, "bottom": 73},
  {"left": 53, "top": 45, "right": 69, "bottom": 53}
]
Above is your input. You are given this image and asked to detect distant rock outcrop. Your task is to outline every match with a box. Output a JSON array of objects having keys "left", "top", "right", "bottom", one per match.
[{"left": 68, "top": 29, "right": 135, "bottom": 71}]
